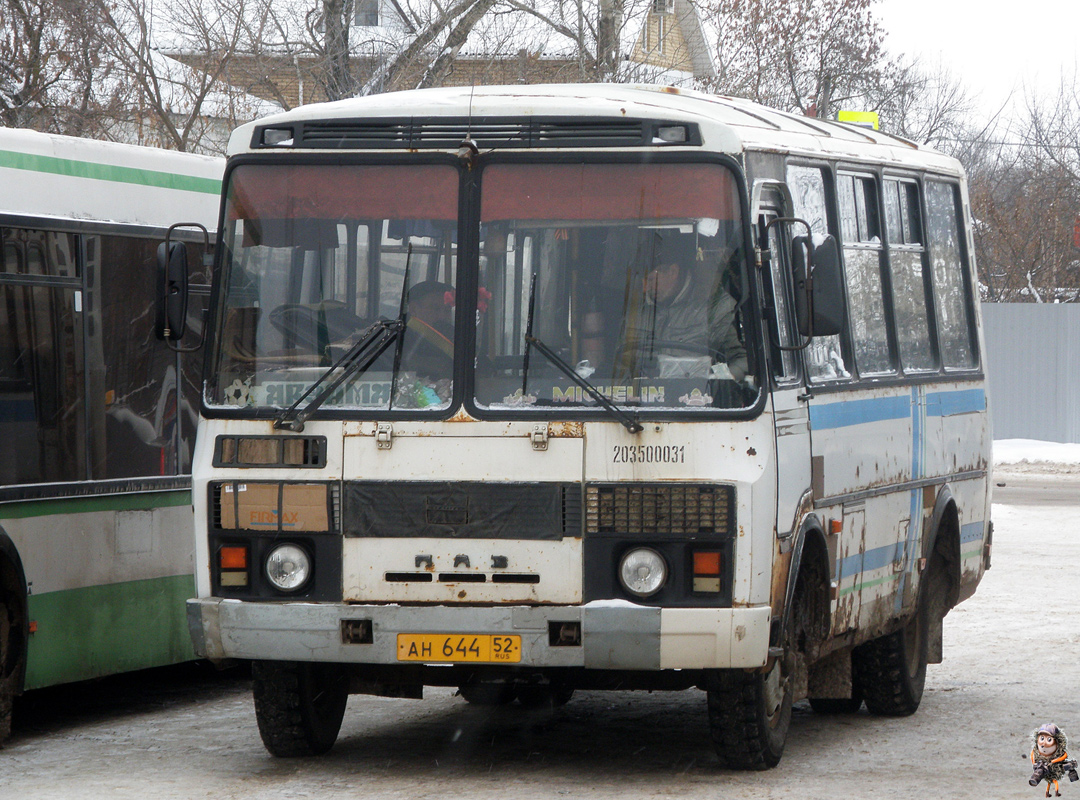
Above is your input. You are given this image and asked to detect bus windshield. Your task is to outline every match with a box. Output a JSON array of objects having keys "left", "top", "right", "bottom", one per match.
[
  {"left": 210, "top": 162, "right": 460, "bottom": 411},
  {"left": 208, "top": 160, "right": 757, "bottom": 414},
  {"left": 476, "top": 162, "right": 755, "bottom": 411}
]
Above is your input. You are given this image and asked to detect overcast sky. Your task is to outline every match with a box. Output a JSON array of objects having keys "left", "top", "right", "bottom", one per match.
[{"left": 875, "top": 0, "right": 1078, "bottom": 116}]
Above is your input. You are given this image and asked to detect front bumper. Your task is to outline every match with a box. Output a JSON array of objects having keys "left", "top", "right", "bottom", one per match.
[{"left": 188, "top": 599, "right": 771, "bottom": 670}]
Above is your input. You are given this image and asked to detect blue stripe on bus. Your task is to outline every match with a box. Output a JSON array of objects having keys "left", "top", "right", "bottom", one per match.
[
  {"left": 926, "top": 388, "right": 986, "bottom": 417},
  {"left": 960, "top": 521, "right": 984, "bottom": 543},
  {"left": 808, "top": 395, "right": 911, "bottom": 430},
  {"left": 837, "top": 541, "right": 904, "bottom": 578},
  {"left": 838, "top": 522, "right": 986, "bottom": 581}
]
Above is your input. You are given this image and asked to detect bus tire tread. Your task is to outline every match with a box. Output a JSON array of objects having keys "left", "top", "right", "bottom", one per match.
[{"left": 252, "top": 660, "right": 348, "bottom": 757}]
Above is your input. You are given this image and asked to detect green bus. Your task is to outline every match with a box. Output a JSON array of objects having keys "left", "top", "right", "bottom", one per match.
[{"left": 0, "top": 127, "right": 222, "bottom": 739}]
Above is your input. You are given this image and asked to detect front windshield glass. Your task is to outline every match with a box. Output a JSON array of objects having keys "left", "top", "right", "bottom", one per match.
[
  {"left": 475, "top": 162, "right": 756, "bottom": 412},
  {"left": 209, "top": 163, "right": 459, "bottom": 411}
]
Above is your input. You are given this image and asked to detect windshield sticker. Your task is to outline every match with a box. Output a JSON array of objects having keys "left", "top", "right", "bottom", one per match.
[
  {"left": 252, "top": 381, "right": 393, "bottom": 407},
  {"left": 502, "top": 389, "right": 538, "bottom": 406},
  {"left": 679, "top": 389, "right": 713, "bottom": 407},
  {"left": 550, "top": 385, "right": 666, "bottom": 404},
  {"left": 222, "top": 378, "right": 253, "bottom": 406}
]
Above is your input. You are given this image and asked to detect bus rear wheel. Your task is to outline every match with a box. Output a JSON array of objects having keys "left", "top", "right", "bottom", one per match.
[
  {"left": 852, "top": 587, "right": 928, "bottom": 716},
  {"left": 252, "top": 660, "right": 349, "bottom": 757}
]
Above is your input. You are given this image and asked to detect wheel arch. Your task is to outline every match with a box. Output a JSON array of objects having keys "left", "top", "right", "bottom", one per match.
[
  {"left": 779, "top": 514, "right": 831, "bottom": 647},
  {"left": 923, "top": 487, "right": 961, "bottom": 610},
  {"left": 0, "top": 525, "right": 30, "bottom": 695}
]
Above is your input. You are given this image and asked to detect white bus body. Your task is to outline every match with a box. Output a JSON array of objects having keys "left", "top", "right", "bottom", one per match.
[
  {"left": 186, "top": 85, "right": 991, "bottom": 768},
  {"left": 0, "top": 129, "right": 222, "bottom": 739}
]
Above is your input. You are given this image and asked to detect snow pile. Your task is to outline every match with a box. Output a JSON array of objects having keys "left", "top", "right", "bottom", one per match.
[{"left": 994, "top": 439, "right": 1080, "bottom": 473}]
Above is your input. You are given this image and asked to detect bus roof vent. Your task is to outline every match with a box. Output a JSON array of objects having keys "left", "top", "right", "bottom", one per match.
[{"left": 255, "top": 118, "right": 700, "bottom": 150}]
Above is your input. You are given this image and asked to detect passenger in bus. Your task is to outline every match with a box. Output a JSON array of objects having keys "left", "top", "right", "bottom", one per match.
[
  {"left": 619, "top": 233, "right": 747, "bottom": 383},
  {"left": 401, "top": 280, "right": 455, "bottom": 380}
]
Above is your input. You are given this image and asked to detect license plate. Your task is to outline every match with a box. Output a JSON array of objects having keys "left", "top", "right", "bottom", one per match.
[{"left": 397, "top": 634, "right": 521, "bottom": 663}]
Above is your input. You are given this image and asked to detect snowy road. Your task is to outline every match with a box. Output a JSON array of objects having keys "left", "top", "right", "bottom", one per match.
[{"left": 2, "top": 472, "right": 1078, "bottom": 800}]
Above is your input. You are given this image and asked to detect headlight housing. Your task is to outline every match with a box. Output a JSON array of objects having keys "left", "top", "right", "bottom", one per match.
[
  {"left": 265, "top": 543, "right": 312, "bottom": 593},
  {"left": 618, "top": 547, "right": 668, "bottom": 598}
]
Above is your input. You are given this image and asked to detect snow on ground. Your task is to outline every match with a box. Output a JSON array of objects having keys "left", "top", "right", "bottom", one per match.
[{"left": 994, "top": 439, "right": 1080, "bottom": 475}]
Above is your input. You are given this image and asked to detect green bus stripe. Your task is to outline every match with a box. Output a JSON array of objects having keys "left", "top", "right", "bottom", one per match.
[
  {"left": 837, "top": 573, "right": 898, "bottom": 597},
  {"left": 1, "top": 489, "right": 191, "bottom": 520},
  {"left": 0, "top": 148, "right": 221, "bottom": 195},
  {"left": 24, "top": 573, "right": 196, "bottom": 690}
]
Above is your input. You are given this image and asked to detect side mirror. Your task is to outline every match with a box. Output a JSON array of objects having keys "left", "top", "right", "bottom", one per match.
[
  {"left": 155, "top": 222, "right": 211, "bottom": 346},
  {"left": 792, "top": 234, "right": 843, "bottom": 338},
  {"left": 156, "top": 240, "right": 189, "bottom": 341}
]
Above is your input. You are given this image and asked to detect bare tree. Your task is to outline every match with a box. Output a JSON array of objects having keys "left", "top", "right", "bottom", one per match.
[
  {"left": 964, "top": 78, "right": 1080, "bottom": 303},
  {"left": 870, "top": 56, "right": 974, "bottom": 148},
  {"left": 1026, "top": 70, "right": 1080, "bottom": 184},
  {"left": 0, "top": 0, "right": 125, "bottom": 136},
  {"left": 696, "top": 0, "right": 889, "bottom": 117},
  {"left": 97, "top": 0, "right": 278, "bottom": 153}
]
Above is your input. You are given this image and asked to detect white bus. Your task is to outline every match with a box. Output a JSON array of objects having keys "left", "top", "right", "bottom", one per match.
[
  {"left": 0, "top": 128, "right": 222, "bottom": 739},
  {"left": 184, "top": 85, "right": 992, "bottom": 768}
]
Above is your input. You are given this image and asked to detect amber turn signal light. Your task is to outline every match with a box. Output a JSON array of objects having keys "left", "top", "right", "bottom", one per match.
[
  {"left": 692, "top": 550, "right": 722, "bottom": 593},
  {"left": 220, "top": 545, "right": 248, "bottom": 569}
]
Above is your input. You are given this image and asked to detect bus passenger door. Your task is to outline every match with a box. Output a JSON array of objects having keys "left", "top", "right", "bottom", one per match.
[{"left": 755, "top": 187, "right": 811, "bottom": 543}]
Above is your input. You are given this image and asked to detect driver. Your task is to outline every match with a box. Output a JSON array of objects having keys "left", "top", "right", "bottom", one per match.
[
  {"left": 621, "top": 233, "right": 747, "bottom": 382},
  {"left": 401, "top": 280, "right": 455, "bottom": 381}
]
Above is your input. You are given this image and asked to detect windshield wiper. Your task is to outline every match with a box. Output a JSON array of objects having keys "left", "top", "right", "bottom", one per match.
[
  {"left": 276, "top": 245, "right": 414, "bottom": 431},
  {"left": 524, "top": 334, "right": 643, "bottom": 434},
  {"left": 520, "top": 273, "right": 640, "bottom": 434},
  {"left": 273, "top": 316, "right": 405, "bottom": 432}
]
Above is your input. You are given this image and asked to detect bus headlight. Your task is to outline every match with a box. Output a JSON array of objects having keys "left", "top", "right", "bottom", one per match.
[
  {"left": 618, "top": 548, "right": 667, "bottom": 597},
  {"left": 265, "top": 543, "right": 312, "bottom": 593}
]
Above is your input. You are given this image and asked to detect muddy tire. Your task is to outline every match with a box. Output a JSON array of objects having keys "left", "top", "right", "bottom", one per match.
[
  {"left": 708, "top": 598, "right": 798, "bottom": 770},
  {"left": 853, "top": 589, "right": 928, "bottom": 716},
  {"left": 707, "top": 657, "right": 793, "bottom": 770},
  {"left": 252, "top": 661, "right": 349, "bottom": 757},
  {"left": 458, "top": 682, "right": 517, "bottom": 706}
]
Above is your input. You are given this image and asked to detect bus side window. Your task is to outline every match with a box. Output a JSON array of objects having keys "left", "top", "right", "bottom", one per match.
[
  {"left": 0, "top": 230, "right": 85, "bottom": 484},
  {"left": 925, "top": 181, "right": 978, "bottom": 369},
  {"left": 884, "top": 179, "right": 935, "bottom": 371},
  {"left": 838, "top": 173, "right": 893, "bottom": 377},
  {"left": 786, "top": 164, "right": 849, "bottom": 381},
  {"left": 760, "top": 211, "right": 798, "bottom": 382}
]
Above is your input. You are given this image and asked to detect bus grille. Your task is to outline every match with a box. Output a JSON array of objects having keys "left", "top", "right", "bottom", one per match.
[
  {"left": 341, "top": 481, "right": 582, "bottom": 539},
  {"left": 585, "top": 484, "right": 734, "bottom": 536}
]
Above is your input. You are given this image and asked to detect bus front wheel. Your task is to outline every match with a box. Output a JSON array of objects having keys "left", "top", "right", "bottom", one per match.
[
  {"left": 707, "top": 605, "right": 797, "bottom": 770},
  {"left": 252, "top": 660, "right": 349, "bottom": 757}
]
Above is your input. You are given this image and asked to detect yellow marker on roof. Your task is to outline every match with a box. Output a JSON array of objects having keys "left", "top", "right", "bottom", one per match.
[{"left": 837, "top": 110, "right": 880, "bottom": 130}]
